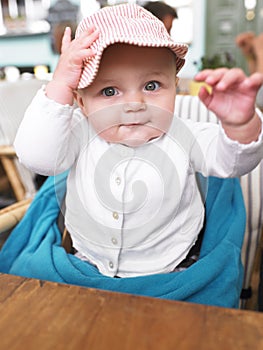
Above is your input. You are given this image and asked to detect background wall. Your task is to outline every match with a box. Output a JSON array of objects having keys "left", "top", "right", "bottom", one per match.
[
  {"left": 205, "top": 0, "right": 263, "bottom": 75},
  {"left": 0, "top": 0, "right": 206, "bottom": 77},
  {"left": 0, "top": 32, "right": 57, "bottom": 72},
  {"left": 4, "top": 0, "right": 262, "bottom": 79}
]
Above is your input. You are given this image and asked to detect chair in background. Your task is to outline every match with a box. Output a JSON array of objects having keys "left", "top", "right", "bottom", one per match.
[
  {"left": 175, "top": 94, "right": 263, "bottom": 309},
  {"left": 0, "top": 78, "right": 47, "bottom": 202}
]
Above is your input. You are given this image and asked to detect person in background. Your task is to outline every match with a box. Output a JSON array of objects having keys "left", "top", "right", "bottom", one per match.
[
  {"left": 47, "top": 0, "right": 78, "bottom": 54},
  {"left": 236, "top": 31, "right": 263, "bottom": 111},
  {"left": 51, "top": 21, "right": 77, "bottom": 54},
  {"left": 143, "top": 1, "right": 177, "bottom": 34}
]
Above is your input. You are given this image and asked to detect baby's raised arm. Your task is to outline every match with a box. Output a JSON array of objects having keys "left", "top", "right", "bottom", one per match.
[
  {"left": 46, "top": 26, "right": 99, "bottom": 105},
  {"left": 14, "top": 27, "right": 99, "bottom": 175},
  {"left": 195, "top": 68, "right": 263, "bottom": 144}
]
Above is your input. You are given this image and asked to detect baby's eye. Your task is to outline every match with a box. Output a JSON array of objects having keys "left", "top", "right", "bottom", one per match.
[
  {"left": 144, "top": 81, "right": 160, "bottom": 91},
  {"left": 101, "top": 87, "right": 117, "bottom": 97}
]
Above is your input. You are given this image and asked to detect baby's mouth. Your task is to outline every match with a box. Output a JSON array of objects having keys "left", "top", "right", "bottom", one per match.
[
  {"left": 119, "top": 123, "right": 141, "bottom": 130},
  {"left": 122, "top": 123, "right": 140, "bottom": 127},
  {"left": 121, "top": 121, "right": 146, "bottom": 127}
]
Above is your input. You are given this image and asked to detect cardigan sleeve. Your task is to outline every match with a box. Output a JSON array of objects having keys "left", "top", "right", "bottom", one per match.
[
  {"left": 178, "top": 113, "right": 263, "bottom": 178},
  {"left": 14, "top": 87, "right": 87, "bottom": 176}
]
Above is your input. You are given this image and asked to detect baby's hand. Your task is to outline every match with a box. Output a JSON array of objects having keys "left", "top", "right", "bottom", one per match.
[
  {"left": 195, "top": 68, "right": 263, "bottom": 143},
  {"left": 46, "top": 26, "right": 100, "bottom": 105}
]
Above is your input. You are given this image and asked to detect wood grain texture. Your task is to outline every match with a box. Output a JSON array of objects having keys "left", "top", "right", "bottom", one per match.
[
  {"left": 0, "top": 273, "right": 263, "bottom": 350},
  {"left": 0, "top": 198, "right": 31, "bottom": 234}
]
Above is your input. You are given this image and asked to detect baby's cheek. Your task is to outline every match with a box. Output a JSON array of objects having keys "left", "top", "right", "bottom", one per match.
[
  {"left": 153, "top": 114, "right": 173, "bottom": 135},
  {"left": 98, "top": 126, "right": 119, "bottom": 142}
]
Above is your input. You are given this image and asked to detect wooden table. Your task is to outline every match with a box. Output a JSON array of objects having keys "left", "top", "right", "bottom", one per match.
[{"left": 0, "top": 273, "right": 263, "bottom": 350}]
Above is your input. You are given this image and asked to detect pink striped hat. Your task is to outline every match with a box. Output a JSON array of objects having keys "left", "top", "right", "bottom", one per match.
[{"left": 75, "top": 3, "right": 188, "bottom": 89}]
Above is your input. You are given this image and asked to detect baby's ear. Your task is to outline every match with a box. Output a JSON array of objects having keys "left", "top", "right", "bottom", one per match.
[
  {"left": 73, "top": 90, "right": 88, "bottom": 116},
  {"left": 73, "top": 90, "right": 83, "bottom": 107}
]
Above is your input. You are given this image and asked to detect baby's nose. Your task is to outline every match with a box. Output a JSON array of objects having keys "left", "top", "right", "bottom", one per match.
[{"left": 123, "top": 101, "right": 146, "bottom": 113}]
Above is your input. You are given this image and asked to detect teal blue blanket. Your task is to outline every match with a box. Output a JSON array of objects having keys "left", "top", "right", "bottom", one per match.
[{"left": 0, "top": 172, "right": 246, "bottom": 308}]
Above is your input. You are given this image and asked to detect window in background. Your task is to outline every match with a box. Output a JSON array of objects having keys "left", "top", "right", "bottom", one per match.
[
  {"left": 166, "top": 0, "right": 193, "bottom": 44},
  {"left": 0, "top": 0, "right": 51, "bottom": 35}
]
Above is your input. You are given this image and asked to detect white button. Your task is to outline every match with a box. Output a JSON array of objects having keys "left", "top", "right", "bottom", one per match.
[
  {"left": 115, "top": 177, "right": 121, "bottom": 185},
  {"left": 112, "top": 211, "right": 119, "bottom": 220},
  {"left": 109, "top": 261, "right": 114, "bottom": 269},
  {"left": 111, "top": 237, "right": 118, "bottom": 245}
]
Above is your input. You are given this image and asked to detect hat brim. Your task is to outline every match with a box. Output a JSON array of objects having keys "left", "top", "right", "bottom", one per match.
[{"left": 76, "top": 4, "right": 188, "bottom": 89}]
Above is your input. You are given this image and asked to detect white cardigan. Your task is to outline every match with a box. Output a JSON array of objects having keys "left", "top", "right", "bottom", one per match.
[{"left": 14, "top": 88, "right": 263, "bottom": 277}]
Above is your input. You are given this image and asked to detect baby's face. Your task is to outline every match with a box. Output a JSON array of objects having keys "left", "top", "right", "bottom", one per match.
[{"left": 75, "top": 44, "right": 178, "bottom": 147}]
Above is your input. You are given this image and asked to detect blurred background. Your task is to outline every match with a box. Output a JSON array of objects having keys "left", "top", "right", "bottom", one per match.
[{"left": 1, "top": 0, "right": 263, "bottom": 84}]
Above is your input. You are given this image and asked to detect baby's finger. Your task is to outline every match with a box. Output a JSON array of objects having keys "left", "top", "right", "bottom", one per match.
[
  {"left": 194, "top": 68, "right": 229, "bottom": 86},
  {"left": 76, "top": 48, "right": 97, "bottom": 64},
  {"left": 73, "top": 27, "right": 100, "bottom": 54},
  {"left": 198, "top": 68, "right": 247, "bottom": 91},
  {"left": 61, "top": 27, "right": 72, "bottom": 54},
  {"left": 248, "top": 72, "right": 263, "bottom": 87},
  {"left": 211, "top": 68, "right": 246, "bottom": 90}
]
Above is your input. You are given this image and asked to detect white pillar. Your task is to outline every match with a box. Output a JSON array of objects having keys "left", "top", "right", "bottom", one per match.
[
  {"left": 8, "top": 0, "right": 19, "bottom": 19},
  {"left": 25, "top": 0, "right": 35, "bottom": 20},
  {"left": 0, "top": 1, "right": 6, "bottom": 35}
]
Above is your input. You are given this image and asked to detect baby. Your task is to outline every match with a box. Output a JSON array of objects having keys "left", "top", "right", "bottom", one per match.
[{"left": 14, "top": 4, "right": 263, "bottom": 278}]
